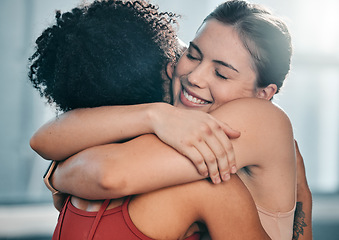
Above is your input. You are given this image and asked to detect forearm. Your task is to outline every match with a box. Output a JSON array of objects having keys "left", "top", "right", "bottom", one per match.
[
  {"left": 30, "top": 103, "right": 166, "bottom": 160},
  {"left": 52, "top": 98, "right": 292, "bottom": 199},
  {"left": 294, "top": 140, "right": 313, "bottom": 239},
  {"left": 52, "top": 134, "right": 204, "bottom": 199},
  {"left": 293, "top": 185, "right": 313, "bottom": 240}
]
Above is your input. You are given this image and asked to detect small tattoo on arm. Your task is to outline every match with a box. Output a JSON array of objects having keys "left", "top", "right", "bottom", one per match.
[{"left": 293, "top": 202, "right": 307, "bottom": 240}]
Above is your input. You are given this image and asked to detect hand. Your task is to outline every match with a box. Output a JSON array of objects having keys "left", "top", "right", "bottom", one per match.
[{"left": 150, "top": 103, "right": 240, "bottom": 184}]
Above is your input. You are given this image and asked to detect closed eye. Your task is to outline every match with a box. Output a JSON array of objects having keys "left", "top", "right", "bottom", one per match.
[
  {"left": 186, "top": 53, "right": 200, "bottom": 61},
  {"left": 215, "top": 70, "right": 228, "bottom": 79}
]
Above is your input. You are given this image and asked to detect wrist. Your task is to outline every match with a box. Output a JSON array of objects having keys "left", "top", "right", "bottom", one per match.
[
  {"left": 146, "top": 102, "right": 173, "bottom": 134},
  {"left": 44, "top": 161, "right": 61, "bottom": 195},
  {"left": 297, "top": 183, "right": 312, "bottom": 201}
]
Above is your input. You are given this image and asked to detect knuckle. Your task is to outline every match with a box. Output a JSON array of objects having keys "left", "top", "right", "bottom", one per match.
[
  {"left": 218, "top": 164, "right": 229, "bottom": 172},
  {"left": 215, "top": 150, "right": 226, "bottom": 159},
  {"left": 228, "top": 155, "right": 235, "bottom": 164},
  {"left": 225, "top": 142, "right": 233, "bottom": 151},
  {"left": 223, "top": 166, "right": 230, "bottom": 172},
  {"left": 198, "top": 166, "right": 208, "bottom": 175},
  {"left": 181, "top": 138, "right": 193, "bottom": 147},
  {"left": 210, "top": 172, "right": 219, "bottom": 179},
  {"left": 201, "top": 123, "right": 212, "bottom": 135},
  {"left": 225, "top": 140, "right": 233, "bottom": 151},
  {"left": 204, "top": 154, "right": 216, "bottom": 164},
  {"left": 211, "top": 121, "right": 222, "bottom": 130},
  {"left": 194, "top": 157, "right": 205, "bottom": 165}
]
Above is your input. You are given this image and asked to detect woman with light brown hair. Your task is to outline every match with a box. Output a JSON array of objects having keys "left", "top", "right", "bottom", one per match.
[{"left": 30, "top": 0, "right": 312, "bottom": 239}]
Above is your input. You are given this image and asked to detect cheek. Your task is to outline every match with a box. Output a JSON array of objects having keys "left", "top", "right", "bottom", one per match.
[
  {"left": 211, "top": 84, "right": 243, "bottom": 104},
  {"left": 175, "top": 56, "right": 195, "bottom": 76}
]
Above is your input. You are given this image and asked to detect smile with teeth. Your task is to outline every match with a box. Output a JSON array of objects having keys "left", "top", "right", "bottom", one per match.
[{"left": 183, "top": 89, "right": 209, "bottom": 104}]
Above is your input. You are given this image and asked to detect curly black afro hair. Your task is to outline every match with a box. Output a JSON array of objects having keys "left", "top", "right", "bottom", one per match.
[{"left": 28, "top": 0, "right": 180, "bottom": 112}]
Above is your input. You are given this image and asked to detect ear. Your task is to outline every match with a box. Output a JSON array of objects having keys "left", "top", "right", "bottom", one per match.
[
  {"left": 166, "top": 62, "right": 175, "bottom": 80},
  {"left": 256, "top": 84, "right": 278, "bottom": 100}
]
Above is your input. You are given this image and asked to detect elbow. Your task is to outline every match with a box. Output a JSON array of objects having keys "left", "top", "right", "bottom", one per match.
[
  {"left": 29, "top": 134, "right": 38, "bottom": 152},
  {"left": 96, "top": 163, "right": 131, "bottom": 199},
  {"left": 30, "top": 132, "right": 63, "bottom": 161},
  {"left": 30, "top": 134, "right": 50, "bottom": 160}
]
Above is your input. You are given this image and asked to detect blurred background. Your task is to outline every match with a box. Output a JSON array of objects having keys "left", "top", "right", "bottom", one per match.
[{"left": 0, "top": 0, "right": 338, "bottom": 239}]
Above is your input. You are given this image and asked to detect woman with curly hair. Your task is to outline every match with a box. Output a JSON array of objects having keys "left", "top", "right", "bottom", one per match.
[
  {"left": 30, "top": 0, "right": 312, "bottom": 239},
  {"left": 29, "top": 0, "right": 179, "bottom": 111},
  {"left": 29, "top": 0, "right": 272, "bottom": 239}
]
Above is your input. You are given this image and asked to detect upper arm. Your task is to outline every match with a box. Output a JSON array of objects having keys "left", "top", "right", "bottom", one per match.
[
  {"left": 210, "top": 98, "right": 295, "bottom": 170},
  {"left": 128, "top": 175, "right": 269, "bottom": 240},
  {"left": 52, "top": 98, "right": 295, "bottom": 199},
  {"left": 175, "top": 175, "right": 270, "bottom": 240}
]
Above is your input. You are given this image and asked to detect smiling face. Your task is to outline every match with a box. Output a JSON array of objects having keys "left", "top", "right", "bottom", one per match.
[{"left": 172, "top": 19, "right": 259, "bottom": 112}]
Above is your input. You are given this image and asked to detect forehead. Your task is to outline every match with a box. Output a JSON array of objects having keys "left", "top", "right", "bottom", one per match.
[{"left": 193, "top": 19, "right": 254, "bottom": 75}]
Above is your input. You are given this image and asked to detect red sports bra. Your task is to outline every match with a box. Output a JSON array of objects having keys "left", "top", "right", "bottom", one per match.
[{"left": 52, "top": 196, "right": 201, "bottom": 240}]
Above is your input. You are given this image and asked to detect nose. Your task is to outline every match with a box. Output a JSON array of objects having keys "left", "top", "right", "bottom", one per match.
[{"left": 187, "top": 63, "right": 209, "bottom": 88}]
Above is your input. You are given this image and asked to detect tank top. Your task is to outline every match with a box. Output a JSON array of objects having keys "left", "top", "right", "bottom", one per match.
[
  {"left": 257, "top": 203, "right": 296, "bottom": 240},
  {"left": 52, "top": 196, "right": 201, "bottom": 240}
]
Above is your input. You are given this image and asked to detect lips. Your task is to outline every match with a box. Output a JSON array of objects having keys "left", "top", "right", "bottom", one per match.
[{"left": 180, "top": 87, "right": 211, "bottom": 107}]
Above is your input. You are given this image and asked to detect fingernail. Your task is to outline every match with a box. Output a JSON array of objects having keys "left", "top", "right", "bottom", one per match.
[
  {"left": 223, "top": 173, "right": 230, "bottom": 181},
  {"left": 214, "top": 176, "right": 221, "bottom": 184},
  {"left": 231, "top": 166, "right": 237, "bottom": 174}
]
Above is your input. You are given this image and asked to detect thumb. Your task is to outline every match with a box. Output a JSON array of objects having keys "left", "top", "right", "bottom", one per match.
[{"left": 221, "top": 122, "right": 240, "bottom": 139}]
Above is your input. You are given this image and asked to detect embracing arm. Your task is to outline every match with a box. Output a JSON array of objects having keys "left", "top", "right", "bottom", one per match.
[
  {"left": 293, "top": 141, "right": 313, "bottom": 240},
  {"left": 52, "top": 98, "right": 292, "bottom": 200},
  {"left": 52, "top": 134, "right": 204, "bottom": 199},
  {"left": 30, "top": 104, "right": 156, "bottom": 161},
  {"left": 32, "top": 102, "right": 239, "bottom": 180}
]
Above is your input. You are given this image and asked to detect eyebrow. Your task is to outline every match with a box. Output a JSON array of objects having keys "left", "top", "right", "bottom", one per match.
[
  {"left": 213, "top": 60, "right": 239, "bottom": 73},
  {"left": 188, "top": 42, "right": 203, "bottom": 56},
  {"left": 189, "top": 41, "right": 239, "bottom": 73}
]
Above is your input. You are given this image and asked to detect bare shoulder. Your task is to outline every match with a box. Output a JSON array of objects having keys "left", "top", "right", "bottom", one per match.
[
  {"left": 211, "top": 98, "right": 291, "bottom": 130},
  {"left": 211, "top": 98, "right": 294, "bottom": 165},
  {"left": 211, "top": 99, "right": 296, "bottom": 212}
]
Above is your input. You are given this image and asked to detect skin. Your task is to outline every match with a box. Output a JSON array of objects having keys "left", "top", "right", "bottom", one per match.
[
  {"left": 51, "top": 97, "right": 293, "bottom": 239},
  {"left": 68, "top": 166, "right": 270, "bottom": 239},
  {"left": 168, "top": 19, "right": 277, "bottom": 183},
  {"left": 32, "top": 19, "right": 310, "bottom": 239},
  {"left": 293, "top": 141, "right": 313, "bottom": 240},
  {"left": 172, "top": 19, "right": 259, "bottom": 112}
]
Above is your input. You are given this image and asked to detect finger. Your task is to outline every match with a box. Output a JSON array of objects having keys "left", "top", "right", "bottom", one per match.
[
  {"left": 205, "top": 128, "right": 235, "bottom": 181},
  {"left": 215, "top": 126, "right": 237, "bottom": 175},
  {"left": 216, "top": 120, "right": 238, "bottom": 173},
  {"left": 206, "top": 120, "right": 236, "bottom": 178},
  {"left": 180, "top": 146, "right": 209, "bottom": 177},
  {"left": 220, "top": 121, "right": 240, "bottom": 139},
  {"left": 193, "top": 140, "right": 221, "bottom": 184}
]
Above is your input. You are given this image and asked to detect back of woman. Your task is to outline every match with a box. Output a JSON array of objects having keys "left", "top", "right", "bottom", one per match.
[
  {"left": 54, "top": 97, "right": 294, "bottom": 239},
  {"left": 30, "top": 0, "right": 301, "bottom": 239},
  {"left": 54, "top": 166, "right": 269, "bottom": 239}
]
